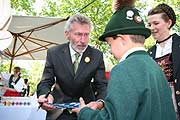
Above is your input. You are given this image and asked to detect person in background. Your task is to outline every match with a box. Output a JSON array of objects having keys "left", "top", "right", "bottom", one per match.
[
  {"left": 21, "top": 78, "right": 30, "bottom": 97},
  {"left": 147, "top": 3, "right": 180, "bottom": 119},
  {"left": 72, "top": 0, "right": 177, "bottom": 119},
  {"left": 0, "top": 66, "right": 25, "bottom": 97},
  {"left": 37, "top": 13, "right": 107, "bottom": 120}
]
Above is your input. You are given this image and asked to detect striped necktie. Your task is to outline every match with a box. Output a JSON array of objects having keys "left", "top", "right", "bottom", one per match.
[{"left": 74, "top": 53, "right": 80, "bottom": 73}]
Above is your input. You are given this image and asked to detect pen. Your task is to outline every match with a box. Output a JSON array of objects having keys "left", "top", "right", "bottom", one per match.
[{"left": 37, "top": 90, "right": 51, "bottom": 111}]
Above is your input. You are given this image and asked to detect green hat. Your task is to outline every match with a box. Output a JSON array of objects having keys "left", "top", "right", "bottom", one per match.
[{"left": 99, "top": 7, "right": 151, "bottom": 41}]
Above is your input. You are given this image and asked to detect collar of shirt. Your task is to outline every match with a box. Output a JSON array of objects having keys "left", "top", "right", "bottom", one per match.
[
  {"left": 119, "top": 47, "right": 146, "bottom": 63},
  {"left": 155, "top": 37, "right": 172, "bottom": 58},
  {"left": 69, "top": 43, "right": 84, "bottom": 63}
]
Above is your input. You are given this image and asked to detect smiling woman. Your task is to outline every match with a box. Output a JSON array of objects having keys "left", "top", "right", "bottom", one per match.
[{"left": 147, "top": 3, "right": 180, "bottom": 119}]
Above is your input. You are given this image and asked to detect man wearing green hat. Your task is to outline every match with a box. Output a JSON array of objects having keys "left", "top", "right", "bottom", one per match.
[{"left": 72, "top": 0, "right": 177, "bottom": 119}]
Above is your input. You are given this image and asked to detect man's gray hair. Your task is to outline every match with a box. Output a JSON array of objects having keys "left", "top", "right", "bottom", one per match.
[{"left": 64, "top": 13, "right": 92, "bottom": 32}]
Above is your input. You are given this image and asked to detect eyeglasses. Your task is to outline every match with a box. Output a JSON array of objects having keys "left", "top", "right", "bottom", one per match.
[{"left": 74, "top": 32, "right": 89, "bottom": 38}]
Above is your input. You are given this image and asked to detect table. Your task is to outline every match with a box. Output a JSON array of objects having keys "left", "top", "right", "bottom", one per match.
[
  {"left": 0, "top": 95, "right": 46, "bottom": 120},
  {"left": 0, "top": 106, "right": 46, "bottom": 120}
]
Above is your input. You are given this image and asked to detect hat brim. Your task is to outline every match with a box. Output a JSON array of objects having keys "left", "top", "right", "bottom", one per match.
[{"left": 99, "top": 27, "right": 151, "bottom": 42}]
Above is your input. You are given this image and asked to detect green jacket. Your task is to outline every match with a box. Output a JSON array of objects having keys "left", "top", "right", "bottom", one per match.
[{"left": 78, "top": 51, "right": 177, "bottom": 120}]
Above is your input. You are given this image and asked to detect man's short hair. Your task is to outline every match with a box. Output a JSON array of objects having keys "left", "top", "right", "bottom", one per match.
[{"left": 64, "top": 13, "right": 92, "bottom": 32}]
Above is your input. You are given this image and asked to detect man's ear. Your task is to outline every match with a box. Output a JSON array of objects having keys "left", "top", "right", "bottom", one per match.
[
  {"left": 64, "top": 31, "right": 70, "bottom": 40},
  {"left": 116, "top": 34, "right": 127, "bottom": 46}
]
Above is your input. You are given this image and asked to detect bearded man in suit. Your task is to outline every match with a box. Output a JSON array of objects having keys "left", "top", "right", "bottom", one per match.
[{"left": 37, "top": 13, "right": 107, "bottom": 120}]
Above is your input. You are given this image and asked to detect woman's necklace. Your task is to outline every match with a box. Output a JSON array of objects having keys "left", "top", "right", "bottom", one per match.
[{"left": 156, "top": 35, "right": 172, "bottom": 44}]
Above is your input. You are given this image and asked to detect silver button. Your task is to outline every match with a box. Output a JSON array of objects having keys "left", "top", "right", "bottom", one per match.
[
  {"left": 176, "top": 91, "right": 180, "bottom": 95},
  {"left": 175, "top": 79, "right": 177, "bottom": 83}
]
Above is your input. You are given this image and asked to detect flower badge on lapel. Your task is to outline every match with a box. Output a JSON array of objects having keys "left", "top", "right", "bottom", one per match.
[{"left": 84, "top": 57, "right": 90, "bottom": 63}]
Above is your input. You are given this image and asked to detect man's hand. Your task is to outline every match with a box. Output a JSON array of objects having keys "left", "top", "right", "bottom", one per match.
[
  {"left": 38, "top": 94, "right": 55, "bottom": 111},
  {"left": 72, "top": 97, "right": 87, "bottom": 114}
]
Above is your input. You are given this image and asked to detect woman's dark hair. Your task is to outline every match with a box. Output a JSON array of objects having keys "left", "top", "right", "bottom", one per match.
[
  {"left": 14, "top": 66, "right": 21, "bottom": 72},
  {"left": 148, "top": 3, "right": 176, "bottom": 28}
]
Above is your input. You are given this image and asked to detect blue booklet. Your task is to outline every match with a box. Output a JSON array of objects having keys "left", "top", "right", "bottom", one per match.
[{"left": 48, "top": 102, "right": 80, "bottom": 109}]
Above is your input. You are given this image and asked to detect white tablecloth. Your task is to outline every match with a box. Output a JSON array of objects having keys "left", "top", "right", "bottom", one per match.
[{"left": 0, "top": 106, "right": 46, "bottom": 120}]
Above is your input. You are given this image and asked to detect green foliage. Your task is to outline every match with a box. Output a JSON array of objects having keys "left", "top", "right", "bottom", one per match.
[
  {"left": 27, "top": 61, "right": 44, "bottom": 94},
  {"left": 11, "top": 0, "right": 36, "bottom": 15},
  {"left": 0, "top": 61, "right": 12, "bottom": 73}
]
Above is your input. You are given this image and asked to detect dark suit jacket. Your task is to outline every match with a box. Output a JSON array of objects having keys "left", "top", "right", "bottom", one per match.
[
  {"left": 37, "top": 42, "right": 107, "bottom": 119},
  {"left": 148, "top": 33, "right": 180, "bottom": 114}
]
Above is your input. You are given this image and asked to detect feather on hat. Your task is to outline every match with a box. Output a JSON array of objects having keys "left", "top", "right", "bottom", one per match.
[{"left": 112, "top": 0, "right": 136, "bottom": 13}]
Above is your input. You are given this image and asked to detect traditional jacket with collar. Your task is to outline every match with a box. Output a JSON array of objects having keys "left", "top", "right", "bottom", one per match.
[
  {"left": 78, "top": 51, "right": 176, "bottom": 120},
  {"left": 148, "top": 33, "right": 180, "bottom": 114}
]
